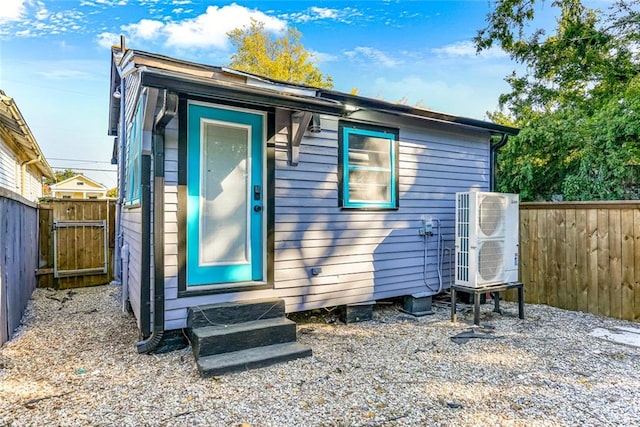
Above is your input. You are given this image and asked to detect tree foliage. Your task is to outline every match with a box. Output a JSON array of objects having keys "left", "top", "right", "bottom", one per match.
[
  {"left": 106, "top": 187, "right": 118, "bottom": 198},
  {"left": 477, "top": 0, "right": 640, "bottom": 200},
  {"left": 228, "top": 19, "right": 333, "bottom": 89},
  {"left": 44, "top": 169, "right": 77, "bottom": 185}
]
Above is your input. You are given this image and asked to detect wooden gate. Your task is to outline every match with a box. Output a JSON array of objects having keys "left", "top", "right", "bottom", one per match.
[
  {"left": 38, "top": 199, "right": 115, "bottom": 289},
  {"left": 53, "top": 220, "right": 108, "bottom": 278}
]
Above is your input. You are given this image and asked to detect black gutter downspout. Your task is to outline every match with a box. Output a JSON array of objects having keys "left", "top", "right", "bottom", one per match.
[
  {"left": 490, "top": 133, "right": 509, "bottom": 192},
  {"left": 136, "top": 90, "right": 178, "bottom": 354},
  {"left": 137, "top": 152, "right": 152, "bottom": 341}
]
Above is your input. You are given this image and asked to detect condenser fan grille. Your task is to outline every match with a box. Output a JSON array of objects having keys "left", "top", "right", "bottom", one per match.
[
  {"left": 478, "top": 240, "right": 504, "bottom": 282},
  {"left": 478, "top": 195, "right": 506, "bottom": 237}
]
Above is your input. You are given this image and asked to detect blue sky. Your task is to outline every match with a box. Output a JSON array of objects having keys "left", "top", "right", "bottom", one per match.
[{"left": 0, "top": 0, "right": 600, "bottom": 188}]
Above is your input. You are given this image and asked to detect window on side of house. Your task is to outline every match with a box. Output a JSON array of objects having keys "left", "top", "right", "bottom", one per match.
[
  {"left": 338, "top": 121, "right": 399, "bottom": 209},
  {"left": 124, "top": 96, "right": 145, "bottom": 206}
]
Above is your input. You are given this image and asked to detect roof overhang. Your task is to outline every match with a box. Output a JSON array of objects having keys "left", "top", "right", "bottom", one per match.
[
  {"left": 140, "top": 67, "right": 345, "bottom": 115},
  {"left": 108, "top": 48, "right": 519, "bottom": 138},
  {"left": 0, "top": 91, "right": 55, "bottom": 179}
]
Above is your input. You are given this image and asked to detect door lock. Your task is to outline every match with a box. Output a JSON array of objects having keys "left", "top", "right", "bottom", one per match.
[{"left": 253, "top": 205, "right": 262, "bottom": 212}]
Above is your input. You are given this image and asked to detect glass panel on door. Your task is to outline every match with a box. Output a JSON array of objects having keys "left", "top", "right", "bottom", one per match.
[{"left": 187, "top": 103, "right": 264, "bottom": 287}]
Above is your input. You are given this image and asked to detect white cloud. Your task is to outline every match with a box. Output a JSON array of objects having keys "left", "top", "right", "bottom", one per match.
[
  {"left": 116, "top": 4, "right": 285, "bottom": 50},
  {"left": 344, "top": 46, "right": 400, "bottom": 68},
  {"left": 35, "top": 2, "right": 49, "bottom": 20},
  {"left": 94, "top": 0, "right": 128, "bottom": 6},
  {"left": 312, "top": 51, "right": 338, "bottom": 64},
  {"left": 122, "top": 19, "right": 163, "bottom": 40},
  {"left": 283, "top": 6, "right": 360, "bottom": 24},
  {"left": 309, "top": 6, "right": 337, "bottom": 19},
  {"left": 0, "top": 0, "right": 26, "bottom": 23},
  {"left": 293, "top": 6, "right": 338, "bottom": 22},
  {"left": 432, "top": 40, "right": 507, "bottom": 59},
  {"left": 97, "top": 32, "right": 120, "bottom": 48},
  {"left": 1, "top": 2, "right": 85, "bottom": 39},
  {"left": 163, "top": 4, "right": 285, "bottom": 48}
]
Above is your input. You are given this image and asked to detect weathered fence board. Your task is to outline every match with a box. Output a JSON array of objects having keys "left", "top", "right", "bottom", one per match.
[
  {"left": 0, "top": 189, "right": 38, "bottom": 346},
  {"left": 37, "top": 199, "right": 115, "bottom": 289},
  {"left": 514, "top": 201, "right": 640, "bottom": 322}
]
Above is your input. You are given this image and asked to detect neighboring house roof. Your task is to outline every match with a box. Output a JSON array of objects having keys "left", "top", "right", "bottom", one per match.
[
  {"left": 0, "top": 89, "right": 55, "bottom": 180},
  {"left": 50, "top": 174, "right": 107, "bottom": 193},
  {"left": 108, "top": 47, "right": 519, "bottom": 138}
]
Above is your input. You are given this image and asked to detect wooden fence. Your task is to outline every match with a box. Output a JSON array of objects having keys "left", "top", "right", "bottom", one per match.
[
  {"left": 511, "top": 201, "right": 640, "bottom": 322},
  {"left": 0, "top": 189, "right": 38, "bottom": 346},
  {"left": 37, "top": 199, "right": 115, "bottom": 289}
]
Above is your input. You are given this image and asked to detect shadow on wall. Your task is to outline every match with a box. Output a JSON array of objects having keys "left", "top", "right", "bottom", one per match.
[{"left": 372, "top": 223, "right": 455, "bottom": 303}]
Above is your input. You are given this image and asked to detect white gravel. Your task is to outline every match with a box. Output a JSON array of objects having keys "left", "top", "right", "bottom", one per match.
[{"left": 1, "top": 284, "right": 639, "bottom": 427}]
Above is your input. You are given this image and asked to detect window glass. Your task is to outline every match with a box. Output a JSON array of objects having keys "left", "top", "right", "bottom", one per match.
[
  {"left": 125, "top": 97, "right": 144, "bottom": 205},
  {"left": 339, "top": 124, "right": 398, "bottom": 209}
]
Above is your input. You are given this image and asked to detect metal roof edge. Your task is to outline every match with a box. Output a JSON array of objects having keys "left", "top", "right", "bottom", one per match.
[
  {"left": 119, "top": 49, "right": 519, "bottom": 136},
  {"left": 317, "top": 91, "right": 519, "bottom": 135},
  {"left": 140, "top": 68, "right": 344, "bottom": 115}
]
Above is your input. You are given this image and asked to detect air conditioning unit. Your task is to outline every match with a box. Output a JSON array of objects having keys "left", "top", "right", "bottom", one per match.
[{"left": 455, "top": 191, "right": 519, "bottom": 287}]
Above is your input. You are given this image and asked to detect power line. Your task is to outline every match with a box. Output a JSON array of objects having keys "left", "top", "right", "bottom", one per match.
[
  {"left": 48, "top": 157, "right": 114, "bottom": 164},
  {"left": 50, "top": 166, "right": 117, "bottom": 172}
]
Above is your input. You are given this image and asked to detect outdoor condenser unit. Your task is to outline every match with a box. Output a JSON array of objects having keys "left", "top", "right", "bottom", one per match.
[{"left": 455, "top": 191, "right": 519, "bottom": 287}]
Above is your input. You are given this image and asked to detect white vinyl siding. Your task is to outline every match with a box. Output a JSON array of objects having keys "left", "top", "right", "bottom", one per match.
[
  {"left": 23, "top": 165, "right": 43, "bottom": 201},
  {"left": 0, "top": 138, "right": 45, "bottom": 202},
  {"left": 0, "top": 138, "right": 18, "bottom": 193}
]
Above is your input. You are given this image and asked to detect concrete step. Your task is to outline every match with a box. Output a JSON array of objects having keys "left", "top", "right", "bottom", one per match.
[
  {"left": 187, "top": 298, "right": 285, "bottom": 329},
  {"left": 191, "top": 317, "right": 298, "bottom": 359},
  {"left": 197, "top": 342, "right": 312, "bottom": 377}
]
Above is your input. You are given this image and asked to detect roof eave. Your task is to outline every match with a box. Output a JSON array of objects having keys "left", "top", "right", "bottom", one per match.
[
  {"left": 0, "top": 92, "right": 55, "bottom": 179},
  {"left": 115, "top": 48, "right": 520, "bottom": 137},
  {"left": 317, "top": 90, "right": 520, "bottom": 136},
  {"left": 140, "top": 68, "right": 345, "bottom": 115}
]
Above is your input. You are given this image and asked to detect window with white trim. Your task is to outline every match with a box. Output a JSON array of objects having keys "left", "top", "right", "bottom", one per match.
[{"left": 338, "top": 121, "right": 399, "bottom": 209}]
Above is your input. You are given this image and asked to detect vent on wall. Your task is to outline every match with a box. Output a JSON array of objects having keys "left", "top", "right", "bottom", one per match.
[{"left": 455, "top": 191, "right": 519, "bottom": 287}]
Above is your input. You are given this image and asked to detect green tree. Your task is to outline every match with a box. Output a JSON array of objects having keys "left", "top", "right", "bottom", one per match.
[
  {"left": 44, "top": 169, "right": 77, "bottom": 185},
  {"left": 227, "top": 19, "right": 333, "bottom": 89},
  {"left": 106, "top": 187, "right": 118, "bottom": 198},
  {"left": 476, "top": 0, "right": 640, "bottom": 200},
  {"left": 43, "top": 169, "right": 78, "bottom": 196}
]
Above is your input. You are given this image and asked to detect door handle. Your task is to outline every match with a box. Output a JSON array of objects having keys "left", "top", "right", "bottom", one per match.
[{"left": 253, "top": 205, "right": 262, "bottom": 212}]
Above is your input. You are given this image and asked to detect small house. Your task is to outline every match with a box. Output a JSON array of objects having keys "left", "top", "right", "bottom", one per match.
[
  {"left": 49, "top": 174, "right": 108, "bottom": 199},
  {"left": 108, "top": 46, "right": 518, "bottom": 372},
  {"left": 0, "top": 90, "right": 54, "bottom": 202},
  {"left": 0, "top": 89, "right": 53, "bottom": 346}
]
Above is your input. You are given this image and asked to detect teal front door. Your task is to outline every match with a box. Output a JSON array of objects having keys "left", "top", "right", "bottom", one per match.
[{"left": 187, "top": 103, "right": 264, "bottom": 286}]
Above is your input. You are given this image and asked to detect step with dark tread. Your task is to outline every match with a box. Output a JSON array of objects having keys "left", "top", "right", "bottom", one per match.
[
  {"left": 197, "top": 342, "right": 312, "bottom": 377},
  {"left": 191, "top": 317, "right": 298, "bottom": 359},
  {"left": 187, "top": 298, "right": 285, "bottom": 329}
]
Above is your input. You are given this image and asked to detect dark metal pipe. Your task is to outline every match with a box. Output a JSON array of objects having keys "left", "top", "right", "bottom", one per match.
[
  {"left": 136, "top": 90, "right": 177, "bottom": 354},
  {"left": 137, "top": 153, "right": 152, "bottom": 341},
  {"left": 490, "top": 133, "right": 509, "bottom": 192}
]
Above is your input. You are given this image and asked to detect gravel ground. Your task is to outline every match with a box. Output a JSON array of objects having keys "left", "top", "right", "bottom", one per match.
[{"left": 1, "top": 285, "right": 639, "bottom": 427}]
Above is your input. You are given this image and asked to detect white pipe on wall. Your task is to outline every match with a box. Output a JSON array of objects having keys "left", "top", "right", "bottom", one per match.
[{"left": 121, "top": 244, "right": 129, "bottom": 313}]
